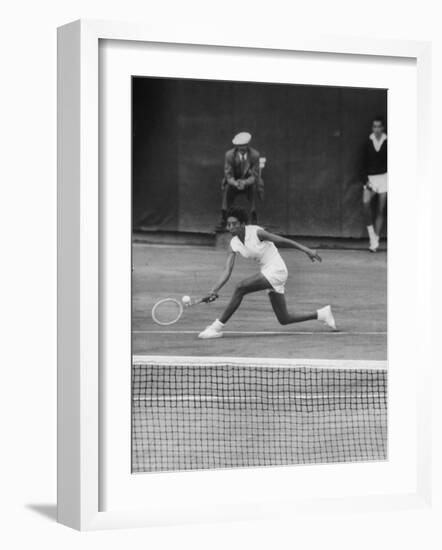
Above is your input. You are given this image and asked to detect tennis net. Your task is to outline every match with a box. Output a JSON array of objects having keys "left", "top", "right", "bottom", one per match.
[{"left": 132, "top": 356, "right": 387, "bottom": 473}]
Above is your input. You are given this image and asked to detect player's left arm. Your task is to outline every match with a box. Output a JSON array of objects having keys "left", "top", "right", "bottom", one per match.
[{"left": 257, "top": 228, "right": 322, "bottom": 263}]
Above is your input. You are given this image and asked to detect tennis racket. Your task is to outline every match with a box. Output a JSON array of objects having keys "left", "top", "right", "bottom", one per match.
[{"left": 151, "top": 294, "right": 218, "bottom": 326}]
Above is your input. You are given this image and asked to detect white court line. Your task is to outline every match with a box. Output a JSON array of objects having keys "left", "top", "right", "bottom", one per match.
[
  {"left": 133, "top": 330, "right": 387, "bottom": 336},
  {"left": 133, "top": 355, "right": 387, "bottom": 370},
  {"left": 133, "top": 393, "right": 385, "bottom": 402}
]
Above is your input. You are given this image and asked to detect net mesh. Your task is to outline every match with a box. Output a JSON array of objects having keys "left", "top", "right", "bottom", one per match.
[{"left": 132, "top": 359, "right": 387, "bottom": 473}]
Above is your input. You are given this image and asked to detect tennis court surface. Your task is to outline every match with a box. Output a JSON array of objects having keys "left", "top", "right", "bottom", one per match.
[
  {"left": 132, "top": 244, "right": 387, "bottom": 360},
  {"left": 132, "top": 244, "right": 387, "bottom": 473}
]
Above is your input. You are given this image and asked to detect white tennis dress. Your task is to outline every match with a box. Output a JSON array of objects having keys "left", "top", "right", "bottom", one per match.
[{"left": 230, "top": 225, "right": 288, "bottom": 293}]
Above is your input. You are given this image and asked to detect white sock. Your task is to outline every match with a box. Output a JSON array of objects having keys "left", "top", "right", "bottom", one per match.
[
  {"left": 212, "top": 319, "right": 224, "bottom": 330},
  {"left": 367, "top": 225, "right": 376, "bottom": 241}
]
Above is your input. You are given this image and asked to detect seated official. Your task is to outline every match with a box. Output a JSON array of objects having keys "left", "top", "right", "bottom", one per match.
[{"left": 218, "top": 132, "right": 263, "bottom": 229}]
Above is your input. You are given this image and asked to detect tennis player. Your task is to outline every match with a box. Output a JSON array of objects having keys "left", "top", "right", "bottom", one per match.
[
  {"left": 198, "top": 207, "right": 336, "bottom": 339},
  {"left": 363, "top": 116, "right": 388, "bottom": 252}
]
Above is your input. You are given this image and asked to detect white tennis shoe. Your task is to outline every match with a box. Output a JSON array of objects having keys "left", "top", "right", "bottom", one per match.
[
  {"left": 317, "top": 305, "right": 337, "bottom": 330},
  {"left": 369, "top": 234, "right": 380, "bottom": 253},
  {"left": 198, "top": 319, "right": 224, "bottom": 339}
]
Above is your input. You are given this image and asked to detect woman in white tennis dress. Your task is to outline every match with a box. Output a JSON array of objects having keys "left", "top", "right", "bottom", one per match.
[{"left": 198, "top": 207, "right": 336, "bottom": 339}]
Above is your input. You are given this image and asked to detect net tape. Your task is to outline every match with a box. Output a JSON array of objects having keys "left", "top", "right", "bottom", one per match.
[{"left": 132, "top": 360, "right": 387, "bottom": 473}]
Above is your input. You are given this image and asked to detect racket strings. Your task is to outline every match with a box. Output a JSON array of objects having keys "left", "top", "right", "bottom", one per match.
[{"left": 152, "top": 299, "right": 183, "bottom": 325}]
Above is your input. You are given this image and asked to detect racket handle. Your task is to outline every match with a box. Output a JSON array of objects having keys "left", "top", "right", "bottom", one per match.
[{"left": 198, "top": 292, "right": 219, "bottom": 304}]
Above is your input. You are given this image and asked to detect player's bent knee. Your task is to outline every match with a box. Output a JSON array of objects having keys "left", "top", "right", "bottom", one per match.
[{"left": 273, "top": 312, "right": 289, "bottom": 325}]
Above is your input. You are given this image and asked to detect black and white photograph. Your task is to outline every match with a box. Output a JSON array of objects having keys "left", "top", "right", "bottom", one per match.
[
  {"left": 4, "top": 0, "right": 435, "bottom": 540},
  {"left": 131, "top": 76, "right": 388, "bottom": 474}
]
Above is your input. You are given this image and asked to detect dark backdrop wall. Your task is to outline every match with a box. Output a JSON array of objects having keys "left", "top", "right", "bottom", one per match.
[{"left": 132, "top": 77, "right": 387, "bottom": 238}]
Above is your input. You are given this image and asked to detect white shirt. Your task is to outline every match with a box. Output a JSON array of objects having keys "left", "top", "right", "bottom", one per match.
[
  {"left": 369, "top": 132, "right": 387, "bottom": 152},
  {"left": 230, "top": 225, "right": 284, "bottom": 269}
]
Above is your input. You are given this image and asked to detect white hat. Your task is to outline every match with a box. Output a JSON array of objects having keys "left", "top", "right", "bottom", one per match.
[{"left": 232, "top": 131, "right": 252, "bottom": 146}]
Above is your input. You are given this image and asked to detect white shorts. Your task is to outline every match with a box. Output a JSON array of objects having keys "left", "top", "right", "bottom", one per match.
[
  {"left": 367, "top": 173, "right": 388, "bottom": 194},
  {"left": 261, "top": 262, "right": 289, "bottom": 294}
]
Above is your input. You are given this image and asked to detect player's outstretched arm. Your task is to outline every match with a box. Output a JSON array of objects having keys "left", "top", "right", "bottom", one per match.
[
  {"left": 257, "top": 228, "right": 322, "bottom": 262},
  {"left": 202, "top": 251, "right": 236, "bottom": 302}
]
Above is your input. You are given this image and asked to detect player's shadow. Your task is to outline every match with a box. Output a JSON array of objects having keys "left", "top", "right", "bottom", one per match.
[{"left": 26, "top": 503, "right": 57, "bottom": 522}]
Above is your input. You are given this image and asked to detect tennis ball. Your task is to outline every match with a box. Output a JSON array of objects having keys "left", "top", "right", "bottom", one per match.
[{"left": 182, "top": 295, "right": 191, "bottom": 305}]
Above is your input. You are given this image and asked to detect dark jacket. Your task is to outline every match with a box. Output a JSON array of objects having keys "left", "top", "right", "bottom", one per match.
[
  {"left": 365, "top": 135, "right": 387, "bottom": 177},
  {"left": 222, "top": 146, "right": 264, "bottom": 198}
]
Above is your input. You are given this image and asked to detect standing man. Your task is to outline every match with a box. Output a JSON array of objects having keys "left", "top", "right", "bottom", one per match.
[
  {"left": 218, "top": 131, "right": 263, "bottom": 229},
  {"left": 362, "top": 116, "right": 388, "bottom": 252}
]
